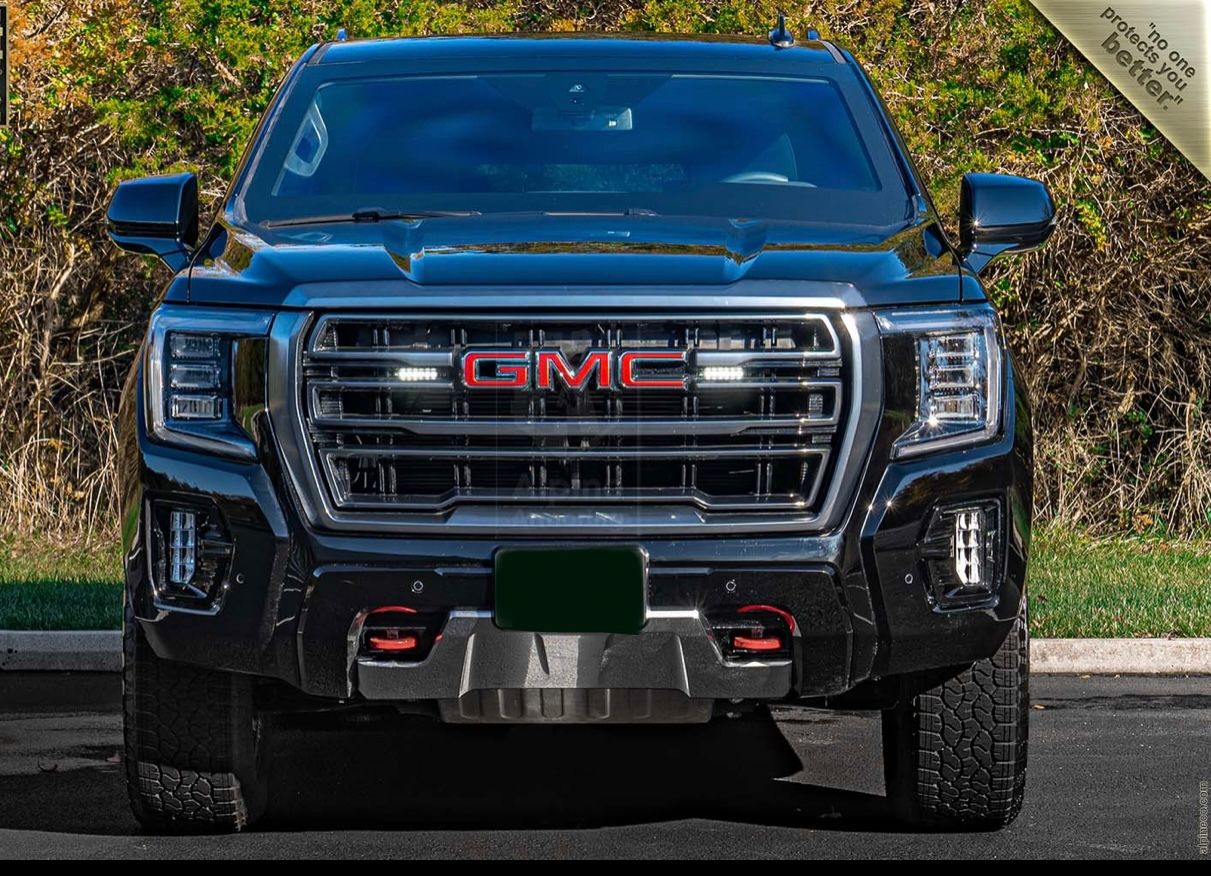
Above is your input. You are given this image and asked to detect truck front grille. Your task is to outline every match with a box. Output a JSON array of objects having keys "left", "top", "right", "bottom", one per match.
[{"left": 298, "top": 313, "right": 849, "bottom": 516}]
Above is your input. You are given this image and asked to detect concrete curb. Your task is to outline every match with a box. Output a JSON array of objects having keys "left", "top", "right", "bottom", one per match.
[
  {"left": 0, "top": 631, "right": 122, "bottom": 672},
  {"left": 2, "top": 631, "right": 1210, "bottom": 675},
  {"left": 1030, "top": 638, "right": 1211, "bottom": 675}
]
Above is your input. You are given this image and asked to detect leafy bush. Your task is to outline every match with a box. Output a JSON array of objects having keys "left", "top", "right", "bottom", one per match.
[{"left": 2, "top": 0, "right": 1210, "bottom": 538}]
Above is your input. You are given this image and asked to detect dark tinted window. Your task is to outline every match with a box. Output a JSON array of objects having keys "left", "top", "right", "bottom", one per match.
[{"left": 243, "top": 72, "right": 908, "bottom": 225}]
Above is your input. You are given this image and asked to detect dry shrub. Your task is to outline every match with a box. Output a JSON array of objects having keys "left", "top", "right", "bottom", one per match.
[
  {"left": 1, "top": 0, "right": 1209, "bottom": 542},
  {"left": 0, "top": 1, "right": 151, "bottom": 543}
]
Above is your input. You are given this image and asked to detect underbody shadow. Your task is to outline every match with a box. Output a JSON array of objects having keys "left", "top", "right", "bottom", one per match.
[
  {"left": 259, "top": 707, "right": 895, "bottom": 832},
  {"left": 0, "top": 674, "right": 896, "bottom": 835}
]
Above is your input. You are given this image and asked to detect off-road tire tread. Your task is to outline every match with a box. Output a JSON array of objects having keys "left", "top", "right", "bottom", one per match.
[
  {"left": 883, "top": 608, "right": 1029, "bottom": 830},
  {"left": 122, "top": 600, "right": 266, "bottom": 833}
]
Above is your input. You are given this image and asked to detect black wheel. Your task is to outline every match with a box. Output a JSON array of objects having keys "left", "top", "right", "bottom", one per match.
[
  {"left": 122, "top": 598, "right": 269, "bottom": 833},
  {"left": 881, "top": 606, "right": 1029, "bottom": 830}
]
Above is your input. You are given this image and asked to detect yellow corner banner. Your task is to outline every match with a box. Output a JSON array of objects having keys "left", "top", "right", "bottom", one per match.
[{"left": 1031, "top": 1, "right": 1210, "bottom": 177}]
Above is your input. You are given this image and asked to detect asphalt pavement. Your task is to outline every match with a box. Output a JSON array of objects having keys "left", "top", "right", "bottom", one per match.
[{"left": 0, "top": 672, "right": 1207, "bottom": 858}]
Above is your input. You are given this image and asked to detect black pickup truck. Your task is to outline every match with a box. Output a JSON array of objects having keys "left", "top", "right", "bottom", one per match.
[{"left": 108, "top": 22, "right": 1055, "bottom": 833}]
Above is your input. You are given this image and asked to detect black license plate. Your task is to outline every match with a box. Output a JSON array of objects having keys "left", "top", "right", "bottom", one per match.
[{"left": 493, "top": 546, "right": 647, "bottom": 634}]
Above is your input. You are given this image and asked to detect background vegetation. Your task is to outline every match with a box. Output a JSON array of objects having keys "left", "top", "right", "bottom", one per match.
[{"left": 2, "top": 0, "right": 1211, "bottom": 550}]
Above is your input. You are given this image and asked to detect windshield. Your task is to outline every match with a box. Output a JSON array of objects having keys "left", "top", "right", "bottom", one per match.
[{"left": 240, "top": 70, "right": 911, "bottom": 227}]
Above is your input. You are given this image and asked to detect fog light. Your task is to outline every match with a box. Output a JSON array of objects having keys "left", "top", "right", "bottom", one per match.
[
  {"left": 168, "top": 510, "right": 197, "bottom": 586},
  {"left": 150, "top": 501, "right": 233, "bottom": 609},
  {"left": 955, "top": 509, "right": 985, "bottom": 586},
  {"left": 919, "top": 500, "right": 1002, "bottom": 610}
]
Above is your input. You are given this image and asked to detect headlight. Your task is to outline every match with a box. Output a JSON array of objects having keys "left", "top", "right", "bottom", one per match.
[
  {"left": 145, "top": 307, "right": 274, "bottom": 459},
  {"left": 876, "top": 306, "right": 1003, "bottom": 457}
]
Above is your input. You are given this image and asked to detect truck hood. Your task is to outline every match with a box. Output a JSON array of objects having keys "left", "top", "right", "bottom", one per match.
[{"left": 186, "top": 213, "right": 963, "bottom": 307}]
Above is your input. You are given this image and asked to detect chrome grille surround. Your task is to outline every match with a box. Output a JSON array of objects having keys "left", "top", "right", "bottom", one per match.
[{"left": 269, "top": 306, "right": 879, "bottom": 535}]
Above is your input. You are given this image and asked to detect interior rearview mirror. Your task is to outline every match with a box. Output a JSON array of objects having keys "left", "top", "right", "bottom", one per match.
[
  {"left": 959, "top": 173, "right": 1056, "bottom": 274},
  {"left": 106, "top": 172, "right": 200, "bottom": 272}
]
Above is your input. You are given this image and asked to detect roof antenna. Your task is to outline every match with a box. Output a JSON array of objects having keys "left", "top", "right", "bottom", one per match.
[
  {"left": 769, "top": 13, "right": 795, "bottom": 49},
  {"left": 335, "top": 27, "right": 348, "bottom": 41}
]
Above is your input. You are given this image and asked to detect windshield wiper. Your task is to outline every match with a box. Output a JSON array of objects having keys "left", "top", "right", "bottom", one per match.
[
  {"left": 485, "top": 208, "right": 662, "bottom": 218},
  {"left": 265, "top": 207, "right": 667, "bottom": 227},
  {"left": 266, "top": 208, "right": 481, "bottom": 227}
]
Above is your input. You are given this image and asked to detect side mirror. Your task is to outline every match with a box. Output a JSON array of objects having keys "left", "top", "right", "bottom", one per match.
[
  {"left": 959, "top": 173, "right": 1056, "bottom": 274},
  {"left": 107, "top": 172, "right": 199, "bottom": 271}
]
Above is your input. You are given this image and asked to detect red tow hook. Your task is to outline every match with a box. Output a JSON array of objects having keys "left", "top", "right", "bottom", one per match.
[
  {"left": 367, "top": 605, "right": 418, "bottom": 617},
  {"left": 368, "top": 631, "right": 419, "bottom": 653},
  {"left": 732, "top": 633, "right": 785, "bottom": 652},
  {"left": 717, "top": 604, "right": 796, "bottom": 657},
  {"left": 737, "top": 603, "right": 797, "bottom": 633},
  {"left": 364, "top": 605, "right": 424, "bottom": 656}
]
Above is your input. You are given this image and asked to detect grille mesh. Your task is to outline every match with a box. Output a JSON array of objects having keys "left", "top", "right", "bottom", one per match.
[{"left": 301, "top": 314, "right": 847, "bottom": 513}]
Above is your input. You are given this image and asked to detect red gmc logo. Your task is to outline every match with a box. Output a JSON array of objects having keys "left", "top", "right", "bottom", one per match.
[{"left": 461, "top": 349, "right": 686, "bottom": 390}]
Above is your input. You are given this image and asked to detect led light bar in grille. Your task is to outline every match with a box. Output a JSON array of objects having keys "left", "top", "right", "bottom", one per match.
[{"left": 699, "top": 366, "right": 745, "bottom": 381}]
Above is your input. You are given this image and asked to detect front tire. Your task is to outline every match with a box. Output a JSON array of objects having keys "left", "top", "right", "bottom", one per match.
[
  {"left": 122, "top": 599, "right": 269, "bottom": 833},
  {"left": 881, "top": 606, "right": 1029, "bottom": 830}
]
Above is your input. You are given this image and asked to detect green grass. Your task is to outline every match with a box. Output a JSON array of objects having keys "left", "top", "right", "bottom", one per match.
[
  {"left": 0, "top": 529, "right": 1209, "bottom": 636},
  {"left": 0, "top": 541, "right": 123, "bottom": 630},
  {"left": 1028, "top": 528, "right": 1211, "bottom": 638}
]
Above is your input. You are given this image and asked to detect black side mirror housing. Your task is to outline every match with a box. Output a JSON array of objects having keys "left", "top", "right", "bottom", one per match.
[
  {"left": 107, "top": 172, "right": 200, "bottom": 271},
  {"left": 958, "top": 173, "right": 1056, "bottom": 274}
]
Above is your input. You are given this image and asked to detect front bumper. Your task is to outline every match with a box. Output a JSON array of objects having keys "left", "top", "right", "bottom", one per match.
[
  {"left": 360, "top": 609, "right": 791, "bottom": 723},
  {"left": 121, "top": 332, "right": 1032, "bottom": 712}
]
